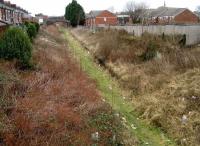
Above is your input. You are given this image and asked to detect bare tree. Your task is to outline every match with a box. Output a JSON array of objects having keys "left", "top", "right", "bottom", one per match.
[{"left": 125, "top": 1, "right": 148, "bottom": 23}]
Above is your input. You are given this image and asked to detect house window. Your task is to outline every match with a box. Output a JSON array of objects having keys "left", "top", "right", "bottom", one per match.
[
  {"left": 11, "top": 11, "right": 14, "bottom": 23},
  {"left": 104, "top": 17, "right": 107, "bottom": 22},
  {"left": 0, "top": 9, "right": 2, "bottom": 20},
  {"left": 5, "top": 10, "right": 8, "bottom": 21},
  {"left": 3, "top": 9, "right": 6, "bottom": 20},
  {"left": 5, "top": 9, "right": 10, "bottom": 21},
  {"left": 15, "top": 12, "right": 18, "bottom": 22},
  {"left": 8, "top": 10, "right": 11, "bottom": 21},
  {"left": 18, "top": 13, "right": 20, "bottom": 21}
]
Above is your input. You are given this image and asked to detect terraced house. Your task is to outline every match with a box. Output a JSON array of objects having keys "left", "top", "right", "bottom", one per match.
[{"left": 0, "top": 0, "right": 29, "bottom": 26}]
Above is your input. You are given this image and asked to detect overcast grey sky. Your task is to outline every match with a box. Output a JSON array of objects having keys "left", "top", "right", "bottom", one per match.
[{"left": 9, "top": 0, "right": 200, "bottom": 16}]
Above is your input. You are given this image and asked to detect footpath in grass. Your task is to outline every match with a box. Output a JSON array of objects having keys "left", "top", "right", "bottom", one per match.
[{"left": 61, "top": 27, "right": 176, "bottom": 146}]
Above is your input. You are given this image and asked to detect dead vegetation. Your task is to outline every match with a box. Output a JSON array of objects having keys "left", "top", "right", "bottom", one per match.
[
  {"left": 0, "top": 25, "right": 130, "bottom": 146},
  {"left": 71, "top": 27, "right": 200, "bottom": 146}
]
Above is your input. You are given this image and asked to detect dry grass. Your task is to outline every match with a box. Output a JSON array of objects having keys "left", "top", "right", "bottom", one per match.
[
  {"left": 133, "top": 69, "right": 200, "bottom": 146},
  {"left": 71, "top": 27, "right": 200, "bottom": 145},
  {"left": 0, "top": 25, "right": 125, "bottom": 146}
]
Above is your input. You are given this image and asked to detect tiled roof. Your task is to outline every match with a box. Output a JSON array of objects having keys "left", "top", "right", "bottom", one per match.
[
  {"left": 87, "top": 10, "right": 109, "bottom": 18},
  {"left": 90, "top": 10, "right": 103, "bottom": 17},
  {"left": 86, "top": 10, "right": 116, "bottom": 19},
  {"left": 148, "top": 7, "right": 187, "bottom": 18}
]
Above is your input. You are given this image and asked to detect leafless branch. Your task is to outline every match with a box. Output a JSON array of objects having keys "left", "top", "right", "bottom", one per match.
[{"left": 125, "top": 1, "right": 148, "bottom": 23}]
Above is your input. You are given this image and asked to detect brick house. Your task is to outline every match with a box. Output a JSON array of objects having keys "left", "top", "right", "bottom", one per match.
[
  {"left": 147, "top": 7, "right": 199, "bottom": 24},
  {"left": 85, "top": 10, "right": 117, "bottom": 27},
  {"left": 0, "top": 0, "right": 29, "bottom": 26}
]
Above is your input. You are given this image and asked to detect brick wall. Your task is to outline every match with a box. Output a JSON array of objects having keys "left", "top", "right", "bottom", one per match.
[
  {"left": 95, "top": 17, "right": 117, "bottom": 25},
  {"left": 86, "top": 10, "right": 117, "bottom": 27},
  {"left": 96, "top": 10, "right": 117, "bottom": 26},
  {"left": 175, "top": 9, "right": 199, "bottom": 24}
]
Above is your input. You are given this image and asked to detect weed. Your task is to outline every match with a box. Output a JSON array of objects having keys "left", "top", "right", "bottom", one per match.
[
  {"left": 89, "top": 110, "right": 123, "bottom": 145},
  {"left": 141, "top": 41, "right": 158, "bottom": 61}
]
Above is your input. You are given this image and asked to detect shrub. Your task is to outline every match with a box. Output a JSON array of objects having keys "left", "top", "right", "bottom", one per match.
[
  {"left": 141, "top": 41, "right": 158, "bottom": 61},
  {"left": 96, "top": 29, "right": 135, "bottom": 63},
  {"left": 26, "top": 23, "right": 37, "bottom": 41},
  {"left": 34, "top": 22, "right": 40, "bottom": 32},
  {"left": 0, "top": 27, "right": 32, "bottom": 68},
  {"left": 24, "top": 21, "right": 29, "bottom": 26}
]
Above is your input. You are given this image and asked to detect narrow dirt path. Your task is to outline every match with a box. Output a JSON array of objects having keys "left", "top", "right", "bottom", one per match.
[{"left": 0, "top": 25, "right": 131, "bottom": 146}]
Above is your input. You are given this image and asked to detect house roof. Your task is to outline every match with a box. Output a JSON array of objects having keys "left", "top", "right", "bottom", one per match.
[
  {"left": 148, "top": 7, "right": 187, "bottom": 18},
  {"left": 90, "top": 10, "right": 103, "bottom": 17},
  {"left": 85, "top": 13, "right": 91, "bottom": 19},
  {"left": 86, "top": 10, "right": 115, "bottom": 18}
]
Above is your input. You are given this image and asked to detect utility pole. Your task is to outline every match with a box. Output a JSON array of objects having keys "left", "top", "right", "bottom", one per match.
[{"left": 164, "top": 1, "right": 166, "bottom": 7}]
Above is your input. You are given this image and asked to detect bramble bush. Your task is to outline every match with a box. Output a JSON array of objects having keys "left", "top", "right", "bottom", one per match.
[{"left": 0, "top": 27, "right": 32, "bottom": 68}]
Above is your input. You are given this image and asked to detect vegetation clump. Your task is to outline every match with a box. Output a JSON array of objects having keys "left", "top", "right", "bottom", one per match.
[
  {"left": 71, "top": 28, "right": 200, "bottom": 145},
  {"left": 25, "top": 22, "right": 37, "bottom": 41},
  {"left": 0, "top": 27, "right": 32, "bottom": 68},
  {"left": 65, "top": 0, "right": 85, "bottom": 27},
  {"left": 34, "top": 22, "right": 40, "bottom": 32},
  {"left": 141, "top": 41, "right": 158, "bottom": 61},
  {"left": 89, "top": 111, "right": 123, "bottom": 145}
]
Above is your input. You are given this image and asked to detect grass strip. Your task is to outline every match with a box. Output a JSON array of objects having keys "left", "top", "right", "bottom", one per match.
[{"left": 61, "top": 28, "right": 176, "bottom": 146}]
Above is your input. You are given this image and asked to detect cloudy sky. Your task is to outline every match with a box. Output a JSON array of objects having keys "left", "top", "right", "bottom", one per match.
[{"left": 9, "top": 0, "right": 200, "bottom": 16}]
